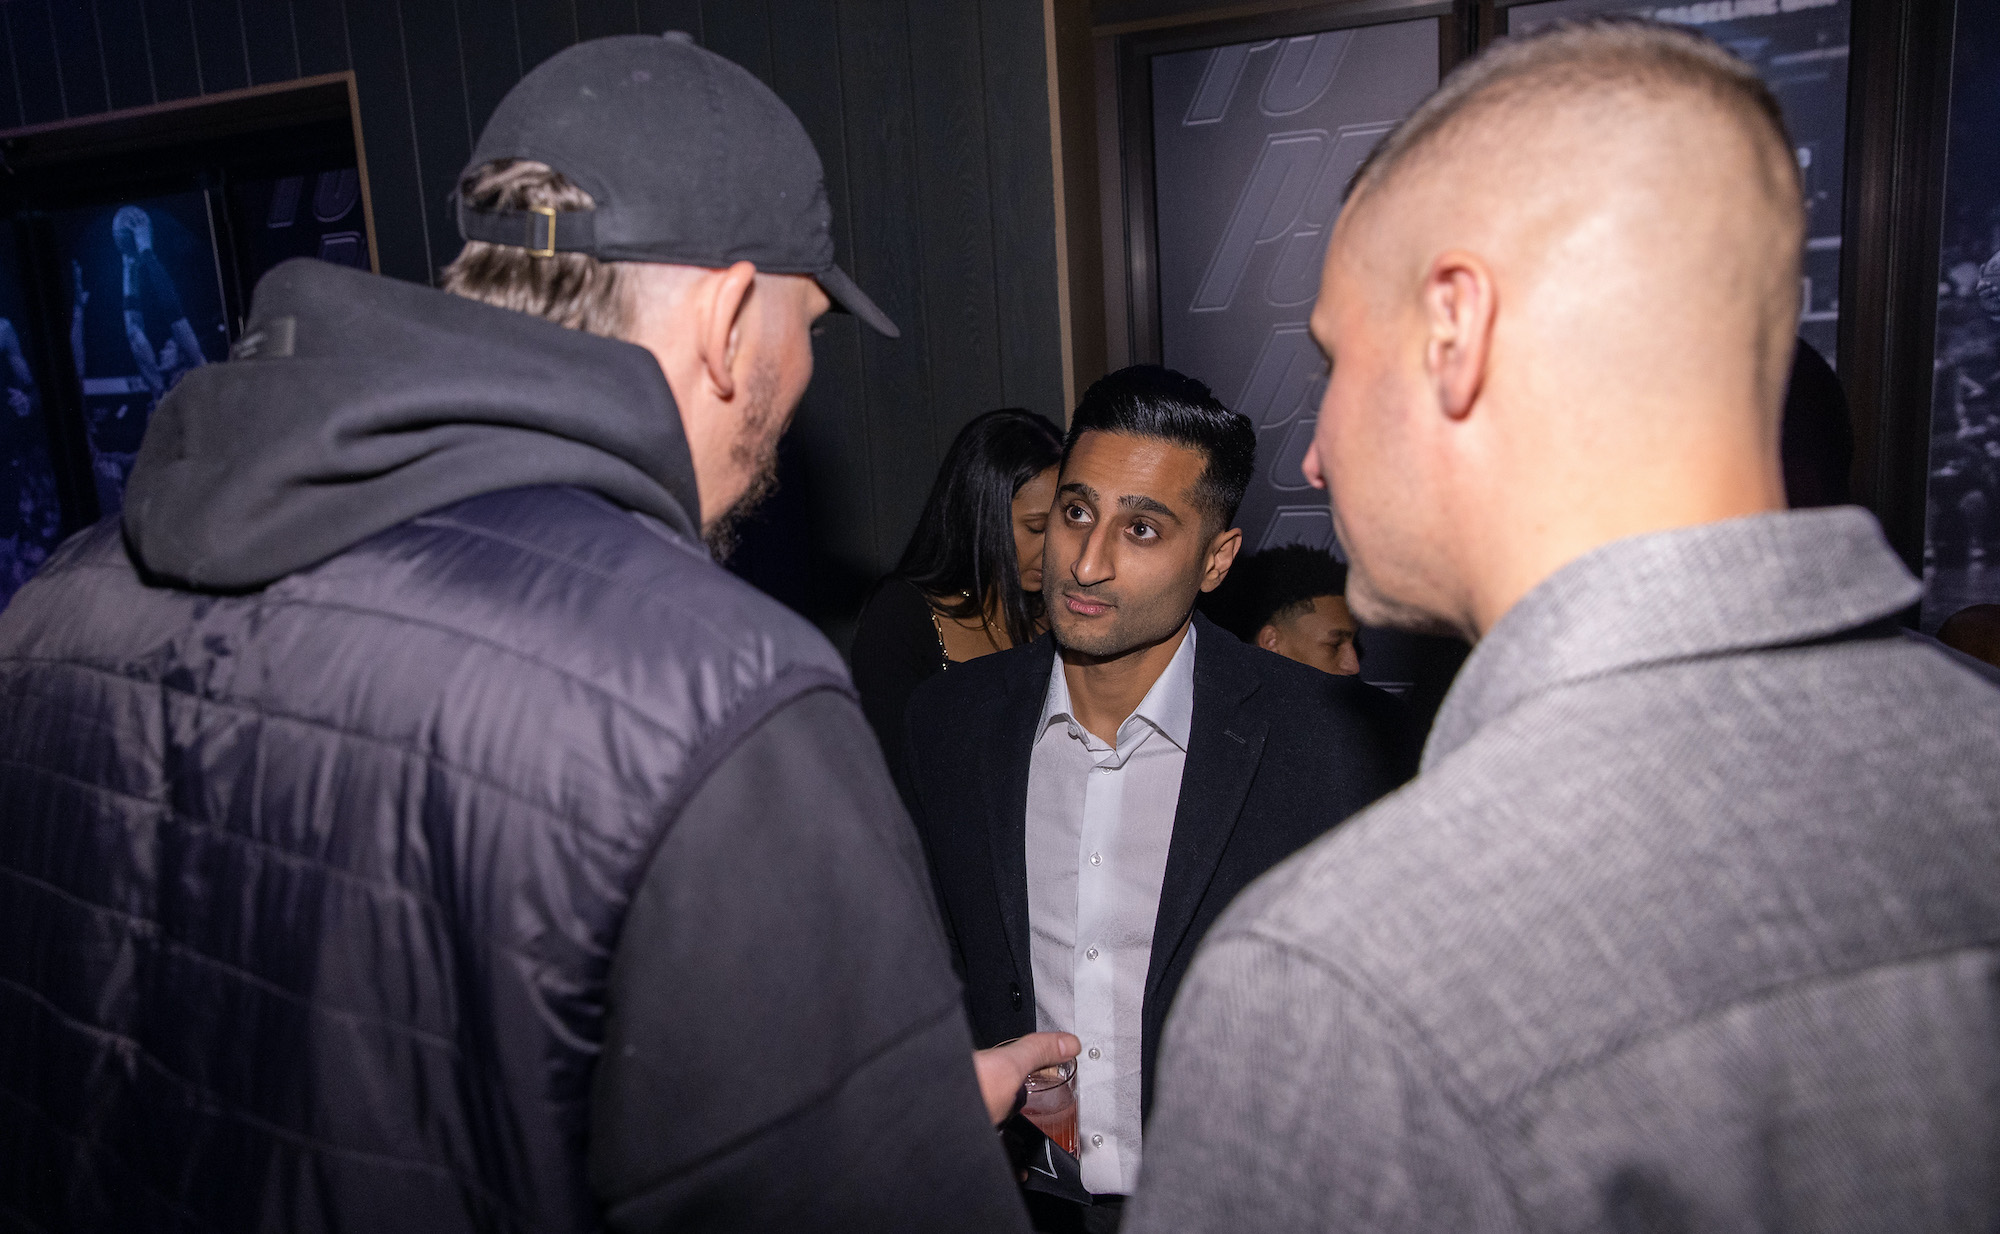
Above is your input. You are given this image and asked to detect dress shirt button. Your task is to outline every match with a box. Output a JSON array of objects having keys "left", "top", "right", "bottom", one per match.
[
  {"left": 1091, "top": 1134, "right": 1105, "bottom": 1148},
  {"left": 1088, "top": 1047, "right": 1100, "bottom": 1060},
  {"left": 1085, "top": 947, "right": 1099, "bottom": 961},
  {"left": 1089, "top": 851, "right": 1101, "bottom": 866}
]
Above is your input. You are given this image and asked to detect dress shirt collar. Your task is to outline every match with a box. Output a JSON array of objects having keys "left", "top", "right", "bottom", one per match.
[
  {"left": 1426, "top": 507, "right": 1921, "bottom": 771},
  {"left": 1039, "top": 620, "right": 1199, "bottom": 756}
]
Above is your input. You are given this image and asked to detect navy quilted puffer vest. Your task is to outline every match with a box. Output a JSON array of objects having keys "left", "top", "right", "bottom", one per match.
[{"left": 0, "top": 485, "right": 848, "bottom": 1231}]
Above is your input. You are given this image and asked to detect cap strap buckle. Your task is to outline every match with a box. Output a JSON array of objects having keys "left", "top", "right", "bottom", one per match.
[{"left": 528, "top": 206, "right": 558, "bottom": 258}]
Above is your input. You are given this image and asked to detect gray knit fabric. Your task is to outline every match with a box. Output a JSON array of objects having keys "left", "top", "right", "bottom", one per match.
[{"left": 1127, "top": 508, "right": 2000, "bottom": 1233}]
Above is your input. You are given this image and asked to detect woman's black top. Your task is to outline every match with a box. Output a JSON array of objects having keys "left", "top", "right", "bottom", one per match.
[{"left": 850, "top": 576, "right": 950, "bottom": 798}]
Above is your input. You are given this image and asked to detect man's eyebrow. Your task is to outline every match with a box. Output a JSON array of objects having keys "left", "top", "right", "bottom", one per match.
[
  {"left": 1119, "top": 494, "right": 1182, "bottom": 523},
  {"left": 1058, "top": 481, "right": 1098, "bottom": 502}
]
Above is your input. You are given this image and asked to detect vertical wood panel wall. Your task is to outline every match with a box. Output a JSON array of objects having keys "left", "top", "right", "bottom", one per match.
[{"left": 0, "top": 0, "right": 1068, "bottom": 643}]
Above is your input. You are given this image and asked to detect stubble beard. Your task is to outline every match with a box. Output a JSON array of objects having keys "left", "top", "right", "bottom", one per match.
[
  {"left": 1048, "top": 581, "right": 1193, "bottom": 663},
  {"left": 701, "top": 357, "right": 786, "bottom": 561}
]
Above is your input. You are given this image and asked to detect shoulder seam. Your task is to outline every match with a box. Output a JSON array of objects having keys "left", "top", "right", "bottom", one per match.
[{"left": 626, "top": 671, "right": 858, "bottom": 901}]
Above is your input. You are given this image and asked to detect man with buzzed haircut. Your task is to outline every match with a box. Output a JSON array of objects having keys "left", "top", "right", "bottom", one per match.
[{"left": 1129, "top": 20, "right": 2000, "bottom": 1233}]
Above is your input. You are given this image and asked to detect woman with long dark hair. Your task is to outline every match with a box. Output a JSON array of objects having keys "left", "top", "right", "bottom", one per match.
[{"left": 851, "top": 408, "right": 1064, "bottom": 788}]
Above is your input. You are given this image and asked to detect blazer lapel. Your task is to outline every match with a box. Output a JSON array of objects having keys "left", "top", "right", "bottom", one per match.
[
  {"left": 985, "top": 635, "right": 1054, "bottom": 989},
  {"left": 1145, "top": 619, "right": 1266, "bottom": 1004}
]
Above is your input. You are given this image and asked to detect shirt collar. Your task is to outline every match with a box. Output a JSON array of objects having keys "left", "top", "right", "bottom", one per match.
[
  {"left": 1425, "top": 507, "right": 1921, "bottom": 770},
  {"left": 1039, "top": 620, "right": 1200, "bottom": 754}
]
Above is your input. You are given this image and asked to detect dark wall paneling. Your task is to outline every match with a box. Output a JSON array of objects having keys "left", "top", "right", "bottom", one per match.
[
  {"left": 241, "top": 0, "right": 302, "bottom": 85},
  {"left": 341, "top": 0, "right": 430, "bottom": 282},
  {"left": 838, "top": 0, "right": 938, "bottom": 574},
  {"left": 513, "top": 0, "right": 579, "bottom": 75},
  {"left": 292, "top": 0, "right": 351, "bottom": 77},
  {"left": 0, "top": 7, "right": 22, "bottom": 128},
  {"left": 188, "top": 0, "right": 251, "bottom": 95},
  {"left": 979, "top": 0, "right": 1065, "bottom": 413},
  {"left": 638, "top": 0, "right": 705, "bottom": 38},
  {"left": 9, "top": 3, "right": 67, "bottom": 125},
  {"left": 908, "top": 0, "right": 1007, "bottom": 437},
  {"left": 767, "top": 0, "right": 879, "bottom": 634},
  {"left": 699, "top": 0, "right": 774, "bottom": 83},
  {"left": 50, "top": 3, "right": 111, "bottom": 119},
  {"left": 574, "top": 0, "right": 639, "bottom": 42},
  {"left": 457, "top": 5, "right": 523, "bottom": 148},
  {"left": 96, "top": 0, "right": 162, "bottom": 110},
  {"left": 0, "top": 0, "right": 1070, "bottom": 646},
  {"left": 398, "top": 0, "right": 473, "bottom": 283},
  {"left": 140, "top": 0, "right": 203, "bottom": 101}
]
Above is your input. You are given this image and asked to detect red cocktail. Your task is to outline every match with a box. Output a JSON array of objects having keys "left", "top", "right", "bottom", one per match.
[{"left": 1022, "top": 1060, "right": 1078, "bottom": 1156}]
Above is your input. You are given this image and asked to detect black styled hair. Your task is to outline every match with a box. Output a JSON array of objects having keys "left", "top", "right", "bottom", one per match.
[
  {"left": 895, "top": 408, "right": 1065, "bottom": 646},
  {"left": 1201, "top": 544, "right": 1348, "bottom": 643},
  {"left": 1062, "top": 365, "right": 1257, "bottom": 532}
]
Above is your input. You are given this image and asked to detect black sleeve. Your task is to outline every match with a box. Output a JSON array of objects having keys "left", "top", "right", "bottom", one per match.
[
  {"left": 899, "top": 685, "right": 967, "bottom": 985},
  {"left": 848, "top": 578, "right": 943, "bottom": 799},
  {"left": 1348, "top": 678, "right": 1424, "bottom": 788},
  {"left": 588, "top": 688, "right": 1028, "bottom": 1234}
]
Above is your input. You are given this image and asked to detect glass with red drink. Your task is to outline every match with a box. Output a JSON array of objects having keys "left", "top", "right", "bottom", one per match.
[{"left": 1021, "top": 1058, "right": 1078, "bottom": 1157}]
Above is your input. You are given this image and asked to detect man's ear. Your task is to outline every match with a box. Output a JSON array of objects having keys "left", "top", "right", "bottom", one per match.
[
  {"left": 1422, "top": 250, "right": 1497, "bottom": 421},
  {"left": 698, "top": 261, "right": 758, "bottom": 401},
  {"left": 1199, "top": 525, "right": 1243, "bottom": 593},
  {"left": 1255, "top": 623, "right": 1282, "bottom": 652}
]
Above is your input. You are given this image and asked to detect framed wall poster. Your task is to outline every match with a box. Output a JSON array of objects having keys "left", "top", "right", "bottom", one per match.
[
  {"left": 53, "top": 190, "right": 230, "bottom": 514},
  {"left": 0, "top": 75, "right": 374, "bottom": 605},
  {"left": 0, "top": 227, "right": 62, "bottom": 607},
  {"left": 1920, "top": 0, "right": 2000, "bottom": 630},
  {"left": 1109, "top": 0, "right": 1462, "bottom": 707},
  {"left": 229, "top": 167, "right": 372, "bottom": 285},
  {"left": 1150, "top": 16, "right": 1442, "bottom": 564}
]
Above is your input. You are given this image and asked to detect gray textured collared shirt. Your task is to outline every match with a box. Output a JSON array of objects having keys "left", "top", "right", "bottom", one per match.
[
  {"left": 1028, "top": 622, "right": 1197, "bottom": 1196},
  {"left": 1127, "top": 509, "right": 2000, "bottom": 1233}
]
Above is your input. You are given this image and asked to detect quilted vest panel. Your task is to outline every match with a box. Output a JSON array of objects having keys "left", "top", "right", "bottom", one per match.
[{"left": 0, "top": 485, "right": 850, "bottom": 1233}]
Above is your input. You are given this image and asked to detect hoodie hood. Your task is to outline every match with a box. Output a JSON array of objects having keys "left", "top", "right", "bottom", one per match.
[{"left": 123, "top": 257, "right": 701, "bottom": 591}]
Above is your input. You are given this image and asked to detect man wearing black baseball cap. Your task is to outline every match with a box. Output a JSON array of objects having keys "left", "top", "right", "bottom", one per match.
[{"left": 0, "top": 34, "right": 1071, "bottom": 1234}]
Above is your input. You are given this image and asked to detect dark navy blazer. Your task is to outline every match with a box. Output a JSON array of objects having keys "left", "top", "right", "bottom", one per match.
[{"left": 902, "top": 610, "right": 1417, "bottom": 1118}]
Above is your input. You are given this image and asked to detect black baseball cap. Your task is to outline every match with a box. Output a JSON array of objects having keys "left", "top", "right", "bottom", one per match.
[{"left": 457, "top": 33, "right": 899, "bottom": 338}]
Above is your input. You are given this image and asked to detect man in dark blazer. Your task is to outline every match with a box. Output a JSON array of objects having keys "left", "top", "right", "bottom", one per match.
[{"left": 905, "top": 366, "right": 1413, "bottom": 1233}]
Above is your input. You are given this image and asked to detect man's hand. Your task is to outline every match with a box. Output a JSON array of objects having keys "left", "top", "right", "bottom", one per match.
[{"left": 973, "top": 1032, "right": 1080, "bottom": 1125}]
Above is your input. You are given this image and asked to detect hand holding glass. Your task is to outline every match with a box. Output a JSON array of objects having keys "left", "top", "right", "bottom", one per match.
[{"left": 1021, "top": 1057, "right": 1078, "bottom": 1156}]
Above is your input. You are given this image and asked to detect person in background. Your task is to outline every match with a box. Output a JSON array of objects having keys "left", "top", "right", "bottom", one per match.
[
  {"left": 112, "top": 204, "right": 207, "bottom": 399},
  {"left": 905, "top": 366, "right": 1414, "bottom": 1234},
  {"left": 1200, "top": 543, "right": 1361, "bottom": 675},
  {"left": 69, "top": 261, "right": 88, "bottom": 379},
  {"left": 0, "top": 35, "right": 1071, "bottom": 1234},
  {"left": 0, "top": 318, "right": 36, "bottom": 420},
  {"left": 1938, "top": 602, "right": 2000, "bottom": 669},
  {"left": 852, "top": 407, "right": 1063, "bottom": 789},
  {"left": 1128, "top": 20, "right": 2000, "bottom": 1233}
]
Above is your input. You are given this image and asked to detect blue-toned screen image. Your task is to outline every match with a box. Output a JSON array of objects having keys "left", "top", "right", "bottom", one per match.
[
  {"left": 1922, "top": 4, "right": 2000, "bottom": 630},
  {"left": 57, "top": 190, "right": 228, "bottom": 515},
  {"left": 0, "top": 229, "right": 60, "bottom": 609}
]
